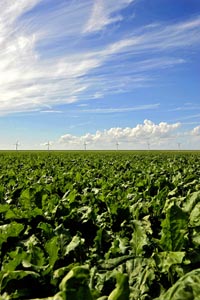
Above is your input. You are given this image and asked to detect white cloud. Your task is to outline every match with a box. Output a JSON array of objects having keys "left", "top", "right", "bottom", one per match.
[
  {"left": 59, "top": 134, "right": 80, "bottom": 145},
  {"left": 41, "top": 141, "right": 53, "bottom": 149},
  {"left": 59, "top": 119, "right": 181, "bottom": 149},
  {"left": 191, "top": 126, "right": 200, "bottom": 136}
]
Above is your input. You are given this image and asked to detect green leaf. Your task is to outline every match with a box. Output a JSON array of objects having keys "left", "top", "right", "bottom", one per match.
[
  {"left": 191, "top": 228, "right": 200, "bottom": 246},
  {"left": 2, "top": 247, "right": 27, "bottom": 272},
  {"left": 189, "top": 202, "right": 200, "bottom": 227},
  {"left": 64, "top": 235, "right": 84, "bottom": 256},
  {"left": 99, "top": 255, "right": 136, "bottom": 270},
  {"left": 59, "top": 266, "right": 93, "bottom": 300},
  {"left": 45, "top": 236, "right": 60, "bottom": 267},
  {"left": 155, "top": 268, "right": 200, "bottom": 300},
  {"left": 0, "top": 222, "right": 24, "bottom": 246},
  {"left": 24, "top": 235, "right": 46, "bottom": 267},
  {"left": 0, "top": 293, "right": 10, "bottom": 300},
  {"left": 160, "top": 203, "right": 188, "bottom": 251},
  {"left": 0, "top": 204, "right": 9, "bottom": 213},
  {"left": 130, "top": 219, "right": 149, "bottom": 256},
  {"left": 183, "top": 191, "right": 200, "bottom": 213},
  {"left": 0, "top": 185, "right": 5, "bottom": 201},
  {"left": 0, "top": 270, "right": 39, "bottom": 291},
  {"left": 108, "top": 273, "right": 129, "bottom": 300},
  {"left": 155, "top": 251, "right": 185, "bottom": 273}
]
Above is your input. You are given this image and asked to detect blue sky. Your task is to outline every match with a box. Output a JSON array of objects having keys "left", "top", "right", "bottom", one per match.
[{"left": 0, "top": 0, "right": 200, "bottom": 149}]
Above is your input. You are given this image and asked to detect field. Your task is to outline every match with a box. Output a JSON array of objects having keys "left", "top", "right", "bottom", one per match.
[{"left": 0, "top": 150, "right": 200, "bottom": 300}]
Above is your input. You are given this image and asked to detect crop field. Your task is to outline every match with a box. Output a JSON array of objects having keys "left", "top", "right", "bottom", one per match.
[{"left": 0, "top": 150, "right": 200, "bottom": 300}]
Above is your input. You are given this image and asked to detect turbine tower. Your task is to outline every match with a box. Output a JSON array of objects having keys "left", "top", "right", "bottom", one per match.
[
  {"left": 116, "top": 141, "right": 119, "bottom": 150},
  {"left": 14, "top": 141, "right": 20, "bottom": 151},
  {"left": 147, "top": 141, "right": 150, "bottom": 150},
  {"left": 46, "top": 141, "right": 51, "bottom": 151},
  {"left": 177, "top": 142, "right": 181, "bottom": 150},
  {"left": 84, "top": 141, "right": 87, "bottom": 150}
]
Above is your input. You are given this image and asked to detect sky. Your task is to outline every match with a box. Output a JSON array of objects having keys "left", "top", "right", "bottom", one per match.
[{"left": 0, "top": 0, "right": 200, "bottom": 150}]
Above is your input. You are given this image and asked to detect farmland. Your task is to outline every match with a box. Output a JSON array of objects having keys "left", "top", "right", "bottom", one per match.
[{"left": 0, "top": 150, "right": 200, "bottom": 299}]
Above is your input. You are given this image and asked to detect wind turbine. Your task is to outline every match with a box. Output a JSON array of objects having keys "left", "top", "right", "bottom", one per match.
[
  {"left": 45, "top": 141, "right": 51, "bottom": 151},
  {"left": 14, "top": 141, "right": 20, "bottom": 151},
  {"left": 116, "top": 141, "right": 119, "bottom": 150},
  {"left": 177, "top": 142, "right": 181, "bottom": 150},
  {"left": 84, "top": 141, "right": 87, "bottom": 150},
  {"left": 147, "top": 141, "right": 150, "bottom": 150}
]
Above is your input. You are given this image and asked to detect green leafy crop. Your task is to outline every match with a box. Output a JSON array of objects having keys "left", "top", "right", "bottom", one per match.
[{"left": 0, "top": 150, "right": 200, "bottom": 299}]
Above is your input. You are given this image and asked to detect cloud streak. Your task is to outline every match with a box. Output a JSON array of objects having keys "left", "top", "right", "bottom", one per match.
[
  {"left": 84, "top": 0, "right": 134, "bottom": 33},
  {"left": 81, "top": 103, "right": 160, "bottom": 114},
  {"left": 0, "top": 1, "right": 200, "bottom": 115}
]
